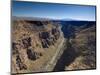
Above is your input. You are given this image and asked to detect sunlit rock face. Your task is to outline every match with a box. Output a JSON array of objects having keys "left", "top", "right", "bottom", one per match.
[{"left": 11, "top": 20, "right": 64, "bottom": 73}]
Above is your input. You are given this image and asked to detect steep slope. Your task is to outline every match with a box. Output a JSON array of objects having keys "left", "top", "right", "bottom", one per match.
[
  {"left": 11, "top": 20, "right": 64, "bottom": 73},
  {"left": 65, "top": 25, "right": 96, "bottom": 70}
]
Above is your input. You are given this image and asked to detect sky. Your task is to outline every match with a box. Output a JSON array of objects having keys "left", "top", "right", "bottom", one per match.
[{"left": 12, "top": 1, "right": 96, "bottom": 21}]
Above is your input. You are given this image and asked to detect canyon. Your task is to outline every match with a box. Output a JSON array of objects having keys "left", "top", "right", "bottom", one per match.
[{"left": 11, "top": 18, "right": 96, "bottom": 74}]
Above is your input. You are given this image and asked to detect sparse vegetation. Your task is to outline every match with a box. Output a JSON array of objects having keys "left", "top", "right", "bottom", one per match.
[
  {"left": 11, "top": 19, "right": 63, "bottom": 73},
  {"left": 11, "top": 18, "right": 96, "bottom": 74}
]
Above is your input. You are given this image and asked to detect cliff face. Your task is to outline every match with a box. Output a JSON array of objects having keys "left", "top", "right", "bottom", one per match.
[{"left": 11, "top": 20, "right": 64, "bottom": 73}]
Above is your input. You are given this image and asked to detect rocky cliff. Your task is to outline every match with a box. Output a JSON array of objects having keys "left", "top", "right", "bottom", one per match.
[{"left": 11, "top": 20, "right": 64, "bottom": 73}]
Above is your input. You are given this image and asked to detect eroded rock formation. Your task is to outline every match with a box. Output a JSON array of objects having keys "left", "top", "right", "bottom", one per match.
[{"left": 11, "top": 20, "right": 63, "bottom": 73}]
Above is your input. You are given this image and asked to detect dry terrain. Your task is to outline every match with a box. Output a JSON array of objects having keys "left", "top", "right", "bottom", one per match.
[
  {"left": 11, "top": 20, "right": 64, "bottom": 73},
  {"left": 11, "top": 19, "right": 96, "bottom": 74}
]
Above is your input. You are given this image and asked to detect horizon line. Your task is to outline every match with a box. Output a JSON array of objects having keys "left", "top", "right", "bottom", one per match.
[{"left": 12, "top": 16, "right": 96, "bottom": 21}]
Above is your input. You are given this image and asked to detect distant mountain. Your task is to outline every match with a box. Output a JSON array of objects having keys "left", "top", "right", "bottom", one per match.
[
  {"left": 12, "top": 16, "right": 53, "bottom": 21},
  {"left": 12, "top": 16, "right": 84, "bottom": 21},
  {"left": 12, "top": 16, "right": 75, "bottom": 21}
]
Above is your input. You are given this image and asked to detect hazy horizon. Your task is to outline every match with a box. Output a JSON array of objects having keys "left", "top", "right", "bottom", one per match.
[{"left": 12, "top": 1, "right": 96, "bottom": 21}]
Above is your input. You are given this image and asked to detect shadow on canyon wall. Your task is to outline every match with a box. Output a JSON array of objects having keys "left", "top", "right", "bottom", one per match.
[{"left": 53, "top": 24, "right": 79, "bottom": 71}]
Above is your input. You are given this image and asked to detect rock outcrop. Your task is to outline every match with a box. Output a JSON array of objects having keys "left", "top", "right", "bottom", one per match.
[{"left": 11, "top": 20, "right": 64, "bottom": 73}]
